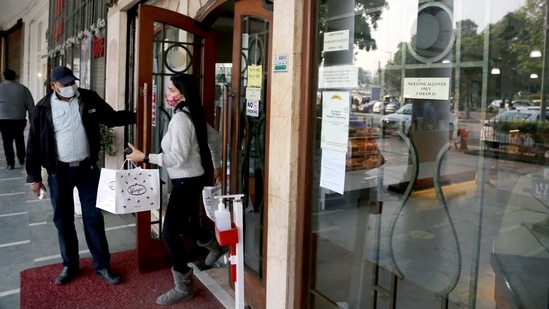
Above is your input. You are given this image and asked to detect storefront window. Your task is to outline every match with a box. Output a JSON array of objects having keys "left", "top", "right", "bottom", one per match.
[
  {"left": 308, "top": 0, "right": 549, "bottom": 308},
  {"left": 47, "top": 0, "right": 107, "bottom": 95}
]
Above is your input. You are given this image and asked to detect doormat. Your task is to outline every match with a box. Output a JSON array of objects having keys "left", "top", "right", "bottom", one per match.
[{"left": 20, "top": 250, "right": 225, "bottom": 309}]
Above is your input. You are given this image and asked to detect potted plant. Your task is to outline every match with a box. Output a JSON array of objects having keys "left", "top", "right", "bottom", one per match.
[{"left": 100, "top": 124, "right": 117, "bottom": 157}]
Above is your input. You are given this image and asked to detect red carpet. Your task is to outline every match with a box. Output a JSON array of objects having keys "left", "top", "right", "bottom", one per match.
[{"left": 20, "top": 250, "right": 225, "bottom": 309}]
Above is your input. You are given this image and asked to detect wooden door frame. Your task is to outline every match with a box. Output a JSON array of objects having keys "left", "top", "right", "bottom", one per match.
[
  {"left": 135, "top": 4, "right": 216, "bottom": 272},
  {"left": 296, "top": 0, "right": 316, "bottom": 307}
]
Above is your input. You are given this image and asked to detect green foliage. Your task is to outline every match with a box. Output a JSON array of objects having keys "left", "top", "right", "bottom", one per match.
[
  {"left": 494, "top": 121, "right": 514, "bottom": 133},
  {"left": 99, "top": 124, "right": 117, "bottom": 156},
  {"left": 532, "top": 122, "right": 549, "bottom": 144},
  {"left": 494, "top": 120, "right": 536, "bottom": 133},
  {"left": 384, "top": 0, "right": 546, "bottom": 107},
  {"left": 318, "top": 0, "right": 388, "bottom": 52}
]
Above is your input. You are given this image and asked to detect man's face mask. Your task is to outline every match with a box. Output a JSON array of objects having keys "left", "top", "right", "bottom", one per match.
[{"left": 55, "top": 83, "right": 77, "bottom": 98}]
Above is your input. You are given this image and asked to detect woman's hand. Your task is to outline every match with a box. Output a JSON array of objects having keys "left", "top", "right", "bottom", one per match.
[
  {"left": 125, "top": 143, "right": 145, "bottom": 163},
  {"left": 213, "top": 167, "right": 223, "bottom": 185}
]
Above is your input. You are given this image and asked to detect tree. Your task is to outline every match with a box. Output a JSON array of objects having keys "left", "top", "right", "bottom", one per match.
[
  {"left": 458, "top": 19, "right": 478, "bottom": 38},
  {"left": 318, "top": 0, "right": 388, "bottom": 64},
  {"left": 353, "top": 0, "right": 388, "bottom": 51},
  {"left": 358, "top": 67, "right": 373, "bottom": 89}
]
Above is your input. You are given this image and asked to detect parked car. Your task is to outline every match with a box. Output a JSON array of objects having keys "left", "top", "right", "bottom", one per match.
[
  {"left": 379, "top": 103, "right": 413, "bottom": 135},
  {"left": 483, "top": 109, "right": 548, "bottom": 126},
  {"left": 358, "top": 99, "right": 377, "bottom": 113},
  {"left": 379, "top": 103, "right": 455, "bottom": 136},
  {"left": 510, "top": 99, "right": 534, "bottom": 109},
  {"left": 488, "top": 100, "right": 509, "bottom": 112},
  {"left": 515, "top": 105, "right": 549, "bottom": 111},
  {"left": 384, "top": 102, "right": 401, "bottom": 114},
  {"left": 481, "top": 109, "right": 549, "bottom": 148},
  {"left": 372, "top": 101, "right": 389, "bottom": 114}
]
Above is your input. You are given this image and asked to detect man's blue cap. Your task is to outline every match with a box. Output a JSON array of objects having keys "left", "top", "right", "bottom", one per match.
[{"left": 50, "top": 66, "right": 79, "bottom": 84}]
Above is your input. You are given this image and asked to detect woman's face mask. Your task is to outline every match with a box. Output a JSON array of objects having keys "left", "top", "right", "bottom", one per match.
[{"left": 165, "top": 93, "right": 182, "bottom": 107}]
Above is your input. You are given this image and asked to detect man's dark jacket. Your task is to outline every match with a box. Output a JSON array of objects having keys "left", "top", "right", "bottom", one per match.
[{"left": 26, "top": 88, "right": 135, "bottom": 183}]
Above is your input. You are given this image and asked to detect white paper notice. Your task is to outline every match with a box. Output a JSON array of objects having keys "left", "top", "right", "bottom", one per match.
[
  {"left": 321, "top": 91, "right": 350, "bottom": 152},
  {"left": 403, "top": 77, "right": 450, "bottom": 100},
  {"left": 246, "top": 100, "right": 259, "bottom": 117},
  {"left": 246, "top": 87, "right": 262, "bottom": 101},
  {"left": 248, "top": 65, "right": 263, "bottom": 88},
  {"left": 323, "top": 30, "right": 349, "bottom": 52},
  {"left": 320, "top": 148, "right": 346, "bottom": 195},
  {"left": 318, "top": 65, "right": 358, "bottom": 89}
]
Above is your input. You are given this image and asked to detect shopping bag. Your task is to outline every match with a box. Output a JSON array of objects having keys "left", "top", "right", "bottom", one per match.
[
  {"left": 202, "top": 185, "right": 222, "bottom": 222},
  {"left": 96, "top": 161, "right": 160, "bottom": 214}
]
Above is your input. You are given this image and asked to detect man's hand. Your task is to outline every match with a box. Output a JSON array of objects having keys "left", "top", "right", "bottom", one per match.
[{"left": 30, "top": 182, "right": 46, "bottom": 197}]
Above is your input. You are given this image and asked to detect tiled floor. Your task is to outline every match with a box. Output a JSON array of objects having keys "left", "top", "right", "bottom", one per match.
[
  {"left": 4, "top": 117, "right": 549, "bottom": 308},
  {"left": 0, "top": 146, "right": 234, "bottom": 309}
]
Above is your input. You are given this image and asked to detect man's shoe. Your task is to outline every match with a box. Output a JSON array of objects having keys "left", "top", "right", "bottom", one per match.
[
  {"left": 95, "top": 268, "right": 121, "bottom": 285},
  {"left": 5, "top": 165, "right": 13, "bottom": 170},
  {"left": 55, "top": 266, "right": 80, "bottom": 285}
]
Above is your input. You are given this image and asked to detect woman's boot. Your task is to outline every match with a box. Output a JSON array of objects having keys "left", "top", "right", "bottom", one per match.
[
  {"left": 197, "top": 233, "right": 229, "bottom": 266},
  {"left": 156, "top": 268, "right": 194, "bottom": 305}
]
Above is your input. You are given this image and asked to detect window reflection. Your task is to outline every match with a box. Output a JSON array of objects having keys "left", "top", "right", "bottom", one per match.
[{"left": 309, "top": 0, "right": 549, "bottom": 308}]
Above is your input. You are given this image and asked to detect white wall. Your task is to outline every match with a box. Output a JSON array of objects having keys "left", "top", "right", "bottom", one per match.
[{"left": 21, "top": 0, "right": 49, "bottom": 102}]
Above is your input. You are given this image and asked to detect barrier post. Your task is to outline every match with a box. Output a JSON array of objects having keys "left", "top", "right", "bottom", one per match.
[{"left": 214, "top": 194, "right": 245, "bottom": 309}]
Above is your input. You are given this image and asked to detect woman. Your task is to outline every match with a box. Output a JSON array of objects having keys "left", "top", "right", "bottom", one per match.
[{"left": 126, "top": 74, "right": 226, "bottom": 305}]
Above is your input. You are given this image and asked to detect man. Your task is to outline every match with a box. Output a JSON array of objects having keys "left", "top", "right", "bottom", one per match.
[
  {"left": 26, "top": 66, "right": 135, "bottom": 285},
  {"left": 0, "top": 69, "right": 35, "bottom": 169}
]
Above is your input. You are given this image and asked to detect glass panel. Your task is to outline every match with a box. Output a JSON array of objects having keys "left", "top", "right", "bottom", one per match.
[
  {"left": 309, "top": 0, "right": 549, "bottom": 308},
  {"left": 237, "top": 16, "right": 270, "bottom": 277},
  {"left": 150, "top": 23, "right": 198, "bottom": 238}
]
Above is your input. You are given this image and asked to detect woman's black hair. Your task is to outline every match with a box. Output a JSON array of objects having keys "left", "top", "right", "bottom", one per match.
[{"left": 170, "top": 74, "right": 213, "bottom": 171}]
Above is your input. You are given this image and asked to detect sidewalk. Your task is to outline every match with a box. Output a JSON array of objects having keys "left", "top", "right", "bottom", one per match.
[{"left": 0, "top": 146, "right": 233, "bottom": 308}]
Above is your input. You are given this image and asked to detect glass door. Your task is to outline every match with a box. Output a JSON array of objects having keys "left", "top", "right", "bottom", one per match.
[
  {"left": 229, "top": 0, "right": 272, "bottom": 307},
  {"left": 135, "top": 4, "right": 217, "bottom": 272}
]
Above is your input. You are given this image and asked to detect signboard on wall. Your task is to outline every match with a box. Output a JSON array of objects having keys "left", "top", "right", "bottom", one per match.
[{"left": 273, "top": 54, "right": 288, "bottom": 72}]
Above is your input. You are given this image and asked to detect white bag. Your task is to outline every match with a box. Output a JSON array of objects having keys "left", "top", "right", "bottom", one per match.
[
  {"left": 96, "top": 161, "right": 160, "bottom": 214},
  {"left": 202, "top": 185, "right": 222, "bottom": 222}
]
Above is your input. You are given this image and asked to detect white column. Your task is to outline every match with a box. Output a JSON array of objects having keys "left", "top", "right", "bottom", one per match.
[
  {"left": 266, "top": 0, "right": 303, "bottom": 308},
  {"left": 104, "top": 9, "right": 129, "bottom": 169}
]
